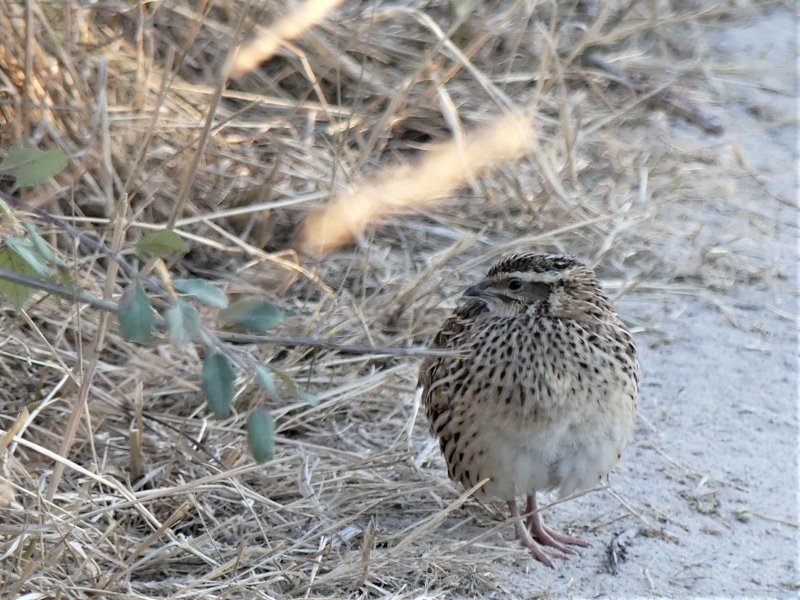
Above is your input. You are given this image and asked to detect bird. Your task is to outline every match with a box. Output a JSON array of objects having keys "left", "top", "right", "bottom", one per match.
[{"left": 417, "top": 253, "right": 640, "bottom": 568}]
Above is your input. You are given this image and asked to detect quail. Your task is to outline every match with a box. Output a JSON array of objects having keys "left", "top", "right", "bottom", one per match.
[{"left": 418, "top": 253, "right": 640, "bottom": 568}]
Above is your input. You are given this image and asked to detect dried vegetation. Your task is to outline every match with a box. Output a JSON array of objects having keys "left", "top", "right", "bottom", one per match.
[{"left": 0, "top": 0, "right": 783, "bottom": 597}]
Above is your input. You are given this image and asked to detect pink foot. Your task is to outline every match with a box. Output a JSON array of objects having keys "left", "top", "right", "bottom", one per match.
[
  {"left": 526, "top": 494, "right": 592, "bottom": 553},
  {"left": 508, "top": 500, "right": 569, "bottom": 569}
]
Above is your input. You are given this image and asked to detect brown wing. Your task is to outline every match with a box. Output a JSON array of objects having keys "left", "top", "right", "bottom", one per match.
[{"left": 418, "top": 299, "right": 488, "bottom": 437}]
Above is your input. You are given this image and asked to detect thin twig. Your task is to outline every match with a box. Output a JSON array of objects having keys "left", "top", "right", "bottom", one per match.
[
  {"left": 0, "top": 265, "right": 449, "bottom": 357},
  {"left": 0, "top": 267, "right": 118, "bottom": 312},
  {"left": 219, "top": 332, "right": 453, "bottom": 357}
]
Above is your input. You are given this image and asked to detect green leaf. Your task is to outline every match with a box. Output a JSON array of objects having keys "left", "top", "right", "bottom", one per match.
[
  {"left": 136, "top": 230, "right": 189, "bottom": 257},
  {"left": 6, "top": 238, "right": 53, "bottom": 278},
  {"left": 297, "top": 390, "right": 319, "bottom": 406},
  {"left": 173, "top": 278, "right": 228, "bottom": 309},
  {"left": 118, "top": 282, "right": 155, "bottom": 344},
  {"left": 0, "top": 199, "right": 14, "bottom": 223},
  {"left": 254, "top": 365, "right": 276, "bottom": 395},
  {"left": 0, "top": 246, "right": 40, "bottom": 305},
  {"left": 199, "top": 329, "right": 213, "bottom": 348},
  {"left": 218, "top": 296, "right": 283, "bottom": 332},
  {"left": 261, "top": 363, "right": 318, "bottom": 406},
  {"left": 23, "top": 221, "right": 67, "bottom": 267},
  {"left": 203, "top": 351, "right": 236, "bottom": 418},
  {"left": 0, "top": 146, "right": 69, "bottom": 187},
  {"left": 247, "top": 409, "right": 275, "bottom": 463},
  {"left": 165, "top": 300, "right": 201, "bottom": 348}
]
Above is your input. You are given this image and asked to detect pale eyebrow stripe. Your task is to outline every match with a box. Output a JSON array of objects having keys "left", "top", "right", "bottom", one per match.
[{"left": 491, "top": 272, "right": 562, "bottom": 284}]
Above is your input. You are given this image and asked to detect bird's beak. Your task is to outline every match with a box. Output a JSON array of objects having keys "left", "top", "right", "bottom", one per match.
[{"left": 464, "top": 279, "right": 491, "bottom": 298}]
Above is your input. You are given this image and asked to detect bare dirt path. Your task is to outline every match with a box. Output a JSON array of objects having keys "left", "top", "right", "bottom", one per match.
[{"left": 481, "top": 8, "right": 798, "bottom": 598}]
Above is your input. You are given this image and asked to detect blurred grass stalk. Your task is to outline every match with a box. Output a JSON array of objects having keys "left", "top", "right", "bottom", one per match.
[{"left": 301, "top": 112, "right": 535, "bottom": 256}]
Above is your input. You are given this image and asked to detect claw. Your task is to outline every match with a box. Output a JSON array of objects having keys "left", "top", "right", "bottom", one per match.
[
  {"left": 509, "top": 500, "right": 558, "bottom": 568},
  {"left": 507, "top": 495, "right": 592, "bottom": 568},
  {"left": 526, "top": 494, "right": 592, "bottom": 550}
]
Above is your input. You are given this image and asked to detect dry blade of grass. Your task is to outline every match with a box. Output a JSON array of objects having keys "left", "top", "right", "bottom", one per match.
[
  {"left": 231, "top": 0, "right": 346, "bottom": 78},
  {"left": 300, "top": 112, "right": 534, "bottom": 256}
]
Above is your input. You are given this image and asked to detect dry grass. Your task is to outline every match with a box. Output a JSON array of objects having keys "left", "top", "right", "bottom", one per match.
[
  {"left": 0, "top": 0, "right": 783, "bottom": 597},
  {"left": 300, "top": 111, "right": 535, "bottom": 255}
]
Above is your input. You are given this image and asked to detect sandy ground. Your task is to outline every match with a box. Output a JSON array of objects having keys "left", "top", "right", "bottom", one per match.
[{"left": 463, "top": 8, "right": 799, "bottom": 598}]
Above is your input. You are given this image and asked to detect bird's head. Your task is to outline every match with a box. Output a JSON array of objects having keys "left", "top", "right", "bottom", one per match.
[{"left": 464, "top": 253, "right": 610, "bottom": 321}]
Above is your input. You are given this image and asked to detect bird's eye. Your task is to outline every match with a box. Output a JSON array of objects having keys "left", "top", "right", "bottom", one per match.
[{"left": 507, "top": 278, "right": 523, "bottom": 292}]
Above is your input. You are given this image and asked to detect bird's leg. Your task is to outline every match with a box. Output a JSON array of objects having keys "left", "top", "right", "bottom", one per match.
[
  {"left": 526, "top": 494, "right": 592, "bottom": 550},
  {"left": 508, "top": 500, "right": 569, "bottom": 569}
]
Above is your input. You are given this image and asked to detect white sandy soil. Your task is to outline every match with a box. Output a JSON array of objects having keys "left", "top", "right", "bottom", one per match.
[{"left": 462, "top": 8, "right": 798, "bottom": 598}]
